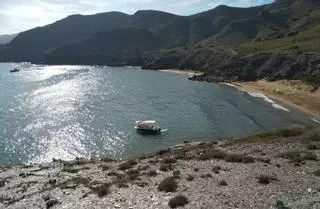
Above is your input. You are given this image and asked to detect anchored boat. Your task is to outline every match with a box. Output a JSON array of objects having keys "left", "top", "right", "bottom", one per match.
[
  {"left": 135, "top": 120, "right": 161, "bottom": 134},
  {"left": 10, "top": 68, "right": 20, "bottom": 73}
]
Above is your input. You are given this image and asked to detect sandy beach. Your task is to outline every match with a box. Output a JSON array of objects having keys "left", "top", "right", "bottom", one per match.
[
  {"left": 231, "top": 80, "right": 320, "bottom": 118},
  {"left": 159, "top": 69, "right": 204, "bottom": 77}
]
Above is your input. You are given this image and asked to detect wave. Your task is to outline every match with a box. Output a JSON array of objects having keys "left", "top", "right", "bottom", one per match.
[
  {"left": 221, "top": 82, "right": 237, "bottom": 88},
  {"left": 247, "top": 92, "right": 290, "bottom": 112},
  {"left": 311, "top": 118, "right": 320, "bottom": 124}
]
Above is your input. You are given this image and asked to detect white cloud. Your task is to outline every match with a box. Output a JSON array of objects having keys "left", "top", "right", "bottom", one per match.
[{"left": 0, "top": 0, "right": 273, "bottom": 34}]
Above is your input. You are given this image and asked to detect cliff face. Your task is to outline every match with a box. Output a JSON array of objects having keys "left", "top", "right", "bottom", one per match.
[{"left": 189, "top": 52, "right": 320, "bottom": 84}]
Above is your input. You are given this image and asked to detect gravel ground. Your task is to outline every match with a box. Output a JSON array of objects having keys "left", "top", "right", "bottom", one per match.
[{"left": 0, "top": 130, "right": 319, "bottom": 209}]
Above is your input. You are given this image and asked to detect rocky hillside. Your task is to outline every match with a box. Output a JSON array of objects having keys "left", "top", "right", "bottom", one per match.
[
  {"left": 46, "top": 28, "right": 167, "bottom": 66},
  {"left": 0, "top": 127, "right": 319, "bottom": 209}
]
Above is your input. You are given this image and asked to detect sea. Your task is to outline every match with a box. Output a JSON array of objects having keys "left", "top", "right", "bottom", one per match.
[{"left": 0, "top": 63, "right": 317, "bottom": 164}]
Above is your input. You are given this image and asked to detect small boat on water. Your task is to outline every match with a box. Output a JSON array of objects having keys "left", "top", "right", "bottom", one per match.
[
  {"left": 135, "top": 120, "right": 161, "bottom": 134},
  {"left": 10, "top": 68, "right": 20, "bottom": 73}
]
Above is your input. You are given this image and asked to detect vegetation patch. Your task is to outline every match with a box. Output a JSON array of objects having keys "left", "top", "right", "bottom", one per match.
[
  {"left": 159, "top": 163, "right": 173, "bottom": 172},
  {"left": 92, "top": 183, "right": 111, "bottom": 197},
  {"left": 278, "top": 151, "right": 318, "bottom": 162},
  {"left": 162, "top": 157, "right": 177, "bottom": 164},
  {"left": 224, "top": 154, "right": 255, "bottom": 163},
  {"left": 275, "top": 200, "right": 291, "bottom": 209},
  {"left": 45, "top": 199, "right": 59, "bottom": 209},
  {"left": 278, "top": 126, "right": 306, "bottom": 137},
  {"left": 218, "top": 179, "right": 228, "bottom": 186},
  {"left": 62, "top": 166, "right": 79, "bottom": 173},
  {"left": 313, "top": 170, "right": 320, "bottom": 176},
  {"left": 0, "top": 179, "right": 6, "bottom": 187},
  {"left": 173, "top": 170, "right": 181, "bottom": 179},
  {"left": 186, "top": 175, "right": 194, "bottom": 181},
  {"left": 126, "top": 169, "right": 141, "bottom": 181},
  {"left": 212, "top": 165, "right": 222, "bottom": 174},
  {"left": 118, "top": 160, "right": 137, "bottom": 171},
  {"left": 168, "top": 195, "right": 189, "bottom": 208},
  {"left": 225, "top": 132, "right": 281, "bottom": 146},
  {"left": 307, "top": 144, "right": 319, "bottom": 150},
  {"left": 197, "top": 148, "right": 227, "bottom": 161},
  {"left": 71, "top": 176, "right": 90, "bottom": 186},
  {"left": 224, "top": 126, "right": 308, "bottom": 146},
  {"left": 158, "top": 177, "right": 178, "bottom": 192},
  {"left": 201, "top": 173, "right": 213, "bottom": 179},
  {"left": 148, "top": 170, "right": 157, "bottom": 176},
  {"left": 257, "top": 175, "right": 278, "bottom": 184}
]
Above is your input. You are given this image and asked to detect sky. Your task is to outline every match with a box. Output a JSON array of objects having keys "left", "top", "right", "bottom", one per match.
[{"left": 0, "top": 0, "right": 274, "bottom": 35}]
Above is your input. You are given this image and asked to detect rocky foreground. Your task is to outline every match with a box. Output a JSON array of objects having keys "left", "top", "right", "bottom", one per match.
[{"left": 0, "top": 127, "right": 320, "bottom": 209}]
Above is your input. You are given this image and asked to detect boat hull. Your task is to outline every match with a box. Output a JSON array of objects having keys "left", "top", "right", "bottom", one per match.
[{"left": 136, "top": 128, "right": 161, "bottom": 135}]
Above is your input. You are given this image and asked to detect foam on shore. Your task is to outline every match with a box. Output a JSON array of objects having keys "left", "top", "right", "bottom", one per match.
[
  {"left": 311, "top": 118, "right": 320, "bottom": 124},
  {"left": 222, "top": 83, "right": 290, "bottom": 112},
  {"left": 247, "top": 92, "right": 290, "bottom": 112}
]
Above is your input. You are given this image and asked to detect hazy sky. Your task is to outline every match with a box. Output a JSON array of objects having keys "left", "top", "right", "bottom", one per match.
[{"left": 0, "top": 0, "right": 273, "bottom": 35}]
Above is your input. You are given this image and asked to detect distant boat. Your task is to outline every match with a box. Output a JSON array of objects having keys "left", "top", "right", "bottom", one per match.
[
  {"left": 135, "top": 120, "right": 161, "bottom": 134},
  {"left": 10, "top": 68, "right": 20, "bottom": 73}
]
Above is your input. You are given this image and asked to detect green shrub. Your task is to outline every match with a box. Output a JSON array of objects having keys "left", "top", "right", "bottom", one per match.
[
  {"left": 168, "top": 195, "right": 188, "bottom": 208},
  {"left": 218, "top": 179, "right": 228, "bottom": 186},
  {"left": 257, "top": 175, "right": 278, "bottom": 184},
  {"left": 118, "top": 160, "right": 137, "bottom": 171},
  {"left": 278, "top": 151, "right": 317, "bottom": 162},
  {"left": 173, "top": 170, "right": 181, "bottom": 179},
  {"left": 148, "top": 170, "right": 157, "bottom": 176},
  {"left": 162, "top": 157, "right": 177, "bottom": 164},
  {"left": 186, "top": 175, "right": 194, "bottom": 181},
  {"left": 275, "top": 200, "right": 291, "bottom": 209},
  {"left": 158, "top": 177, "right": 178, "bottom": 192},
  {"left": 313, "top": 170, "right": 320, "bottom": 176},
  {"left": 279, "top": 127, "right": 305, "bottom": 137},
  {"left": 159, "top": 163, "right": 173, "bottom": 172},
  {"left": 212, "top": 166, "right": 222, "bottom": 174},
  {"left": 201, "top": 173, "right": 213, "bottom": 178},
  {"left": 93, "top": 183, "right": 111, "bottom": 197},
  {"left": 198, "top": 149, "right": 227, "bottom": 161},
  {"left": 224, "top": 154, "right": 255, "bottom": 163}
]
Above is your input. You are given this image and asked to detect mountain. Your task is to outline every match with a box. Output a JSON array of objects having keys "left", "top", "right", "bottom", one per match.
[
  {"left": 0, "top": 34, "right": 17, "bottom": 44},
  {"left": 0, "top": 10, "right": 179, "bottom": 63},
  {"left": 46, "top": 28, "right": 166, "bottom": 66}
]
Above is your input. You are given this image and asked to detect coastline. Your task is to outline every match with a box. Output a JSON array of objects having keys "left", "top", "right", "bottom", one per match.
[
  {"left": 159, "top": 69, "right": 204, "bottom": 77},
  {"left": 0, "top": 127, "right": 319, "bottom": 209},
  {"left": 225, "top": 80, "right": 320, "bottom": 119}
]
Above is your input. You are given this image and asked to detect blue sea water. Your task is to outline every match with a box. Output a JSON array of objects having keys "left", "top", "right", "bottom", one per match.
[{"left": 0, "top": 63, "right": 317, "bottom": 164}]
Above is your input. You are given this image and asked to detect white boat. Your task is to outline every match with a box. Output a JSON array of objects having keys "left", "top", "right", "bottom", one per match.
[{"left": 135, "top": 120, "right": 161, "bottom": 134}]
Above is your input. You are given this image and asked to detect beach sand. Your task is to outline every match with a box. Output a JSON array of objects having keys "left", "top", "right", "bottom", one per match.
[{"left": 233, "top": 80, "right": 320, "bottom": 118}]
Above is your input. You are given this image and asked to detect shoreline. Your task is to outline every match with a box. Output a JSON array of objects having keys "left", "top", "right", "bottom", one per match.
[
  {"left": 231, "top": 80, "right": 320, "bottom": 119},
  {"left": 159, "top": 69, "right": 204, "bottom": 77},
  {"left": 0, "top": 127, "right": 319, "bottom": 209}
]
